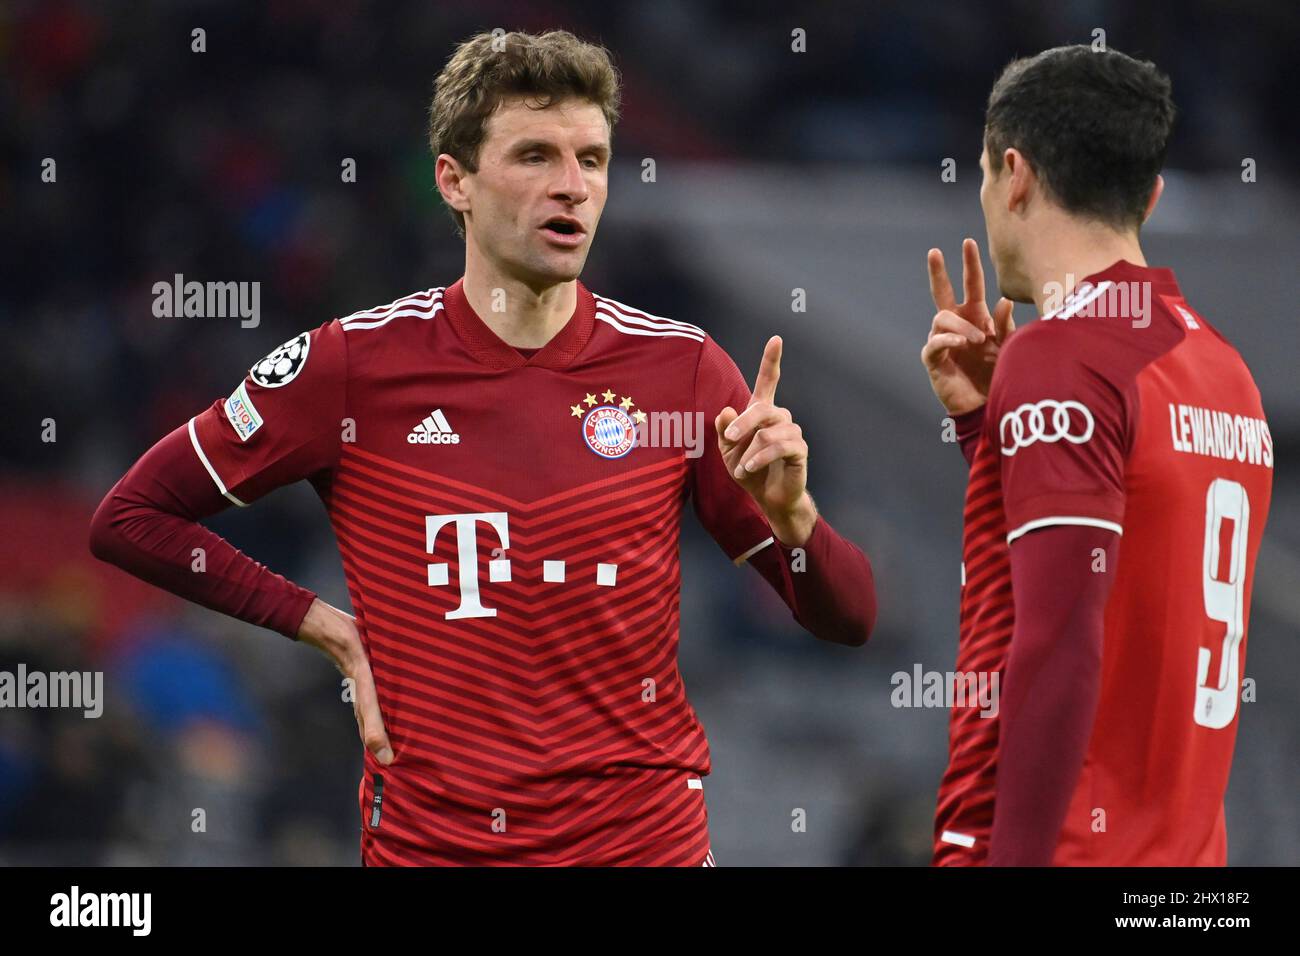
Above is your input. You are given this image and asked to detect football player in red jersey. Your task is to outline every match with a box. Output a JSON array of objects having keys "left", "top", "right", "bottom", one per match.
[
  {"left": 921, "top": 45, "right": 1273, "bottom": 865},
  {"left": 90, "top": 30, "right": 876, "bottom": 865}
]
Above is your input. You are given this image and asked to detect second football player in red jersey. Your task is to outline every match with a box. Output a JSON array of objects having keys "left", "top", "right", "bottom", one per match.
[
  {"left": 89, "top": 30, "right": 876, "bottom": 865},
  {"left": 921, "top": 46, "right": 1273, "bottom": 865}
]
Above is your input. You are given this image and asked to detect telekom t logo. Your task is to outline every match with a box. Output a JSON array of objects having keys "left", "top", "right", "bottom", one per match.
[
  {"left": 426, "top": 512, "right": 511, "bottom": 620},
  {"left": 426, "top": 511, "right": 621, "bottom": 620}
]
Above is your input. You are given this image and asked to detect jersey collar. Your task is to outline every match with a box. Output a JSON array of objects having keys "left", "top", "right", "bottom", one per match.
[
  {"left": 1083, "top": 258, "right": 1180, "bottom": 291},
  {"left": 442, "top": 277, "right": 596, "bottom": 370}
]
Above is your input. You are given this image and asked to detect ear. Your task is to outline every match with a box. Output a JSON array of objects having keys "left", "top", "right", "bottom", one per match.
[
  {"left": 1003, "top": 147, "right": 1035, "bottom": 215},
  {"left": 1142, "top": 173, "right": 1165, "bottom": 224},
  {"left": 435, "top": 154, "right": 472, "bottom": 214}
]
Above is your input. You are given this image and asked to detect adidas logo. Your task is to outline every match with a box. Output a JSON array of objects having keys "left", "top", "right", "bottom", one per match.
[{"left": 408, "top": 409, "right": 460, "bottom": 444}]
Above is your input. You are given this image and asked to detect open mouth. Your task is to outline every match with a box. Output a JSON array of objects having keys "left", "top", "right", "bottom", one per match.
[{"left": 542, "top": 218, "right": 583, "bottom": 237}]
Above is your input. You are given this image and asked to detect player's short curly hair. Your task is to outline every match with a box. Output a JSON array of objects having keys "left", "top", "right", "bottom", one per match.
[
  {"left": 985, "top": 45, "right": 1175, "bottom": 231},
  {"left": 429, "top": 30, "right": 622, "bottom": 237}
]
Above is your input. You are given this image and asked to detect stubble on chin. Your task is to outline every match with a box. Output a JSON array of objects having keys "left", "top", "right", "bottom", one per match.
[{"left": 990, "top": 247, "right": 1031, "bottom": 305}]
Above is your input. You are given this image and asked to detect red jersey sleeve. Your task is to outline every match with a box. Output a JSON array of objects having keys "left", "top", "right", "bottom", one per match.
[
  {"left": 189, "top": 321, "right": 347, "bottom": 505},
  {"left": 986, "top": 326, "right": 1130, "bottom": 543},
  {"left": 687, "top": 335, "right": 876, "bottom": 646},
  {"left": 687, "top": 335, "right": 780, "bottom": 563}
]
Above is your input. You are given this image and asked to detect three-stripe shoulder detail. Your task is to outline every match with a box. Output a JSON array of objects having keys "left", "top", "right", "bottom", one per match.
[
  {"left": 593, "top": 294, "right": 705, "bottom": 342},
  {"left": 340, "top": 288, "right": 445, "bottom": 331}
]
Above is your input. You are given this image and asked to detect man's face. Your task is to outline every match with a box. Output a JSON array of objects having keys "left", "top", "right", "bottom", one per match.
[
  {"left": 460, "top": 96, "right": 610, "bottom": 289},
  {"left": 979, "top": 143, "right": 1032, "bottom": 303}
]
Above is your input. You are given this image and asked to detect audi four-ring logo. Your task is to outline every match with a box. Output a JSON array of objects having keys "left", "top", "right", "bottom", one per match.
[{"left": 999, "top": 399, "right": 1095, "bottom": 456}]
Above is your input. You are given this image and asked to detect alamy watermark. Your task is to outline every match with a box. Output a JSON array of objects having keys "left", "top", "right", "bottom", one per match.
[
  {"left": 635, "top": 411, "right": 706, "bottom": 458},
  {"left": 891, "top": 664, "right": 999, "bottom": 718},
  {"left": 152, "top": 273, "right": 260, "bottom": 327},
  {"left": 1043, "top": 276, "right": 1152, "bottom": 328},
  {"left": 0, "top": 664, "right": 103, "bottom": 718},
  {"left": 50, "top": 886, "right": 150, "bottom": 936}
]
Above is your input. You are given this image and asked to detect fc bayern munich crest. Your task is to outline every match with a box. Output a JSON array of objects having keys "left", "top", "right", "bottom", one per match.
[
  {"left": 583, "top": 405, "right": 637, "bottom": 458},
  {"left": 570, "top": 387, "right": 646, "bottom": 459}
]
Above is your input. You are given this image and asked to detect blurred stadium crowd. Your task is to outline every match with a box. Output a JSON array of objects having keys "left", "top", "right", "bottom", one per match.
[{"left": 2, "top": 1, "right": 1297, "bottom": 864}]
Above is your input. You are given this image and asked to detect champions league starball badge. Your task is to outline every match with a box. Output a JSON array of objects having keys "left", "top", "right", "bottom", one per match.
[
  {"left": 250, "top": 332, "right": 310, "bottom": 388},
  {"left": 569, "top": 388, "right": 647, "bottom": 459}
]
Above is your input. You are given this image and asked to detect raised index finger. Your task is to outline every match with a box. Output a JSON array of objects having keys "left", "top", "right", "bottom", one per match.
[
  {"left": 927, "top": 248, "right": 958, "bottom": 313},
  {"left": 750, "top": 335, "right": 782, "bottom": 406}
]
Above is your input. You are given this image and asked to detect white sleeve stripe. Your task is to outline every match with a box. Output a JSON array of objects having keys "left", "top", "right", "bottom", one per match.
[
  {"left": 1006, "top": 515, "right": 1122, "bottom": 544},
  {"left": 594, "top": 312, "right": 705, "bottom": 342},
  {"left": 732, "top": 536, "right": 775, "bottom": 566},
  {"left": 188, "top": 417, "right": 248, "bottom": 508}
]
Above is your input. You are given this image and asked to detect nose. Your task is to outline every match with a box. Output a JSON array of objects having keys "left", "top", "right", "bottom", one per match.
[{"left": 549, "top": 153, "right": 589, "bottom": 205}]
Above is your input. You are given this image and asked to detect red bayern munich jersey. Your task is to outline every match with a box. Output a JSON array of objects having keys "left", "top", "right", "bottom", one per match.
[
  {"left": 934, "top": 260, "right": 1273, "bottom": 865},
  {"left": 188, "top": 278, "right": 810, "bottom": 865}
]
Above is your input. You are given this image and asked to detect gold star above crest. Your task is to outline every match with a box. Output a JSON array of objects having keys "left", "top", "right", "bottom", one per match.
[
  {"left": 619, "top": 396, "right": 633, "bottom": 410},
  {"left": 584, "top": 393, "right": 597, "bottom": 407},
  {"left": 633, "top": 409, "right": 647, "bottom": 424},
  {"left": 570, "top": 404, "right": 584, "bottom": 417},
  {"left": 602, "top": 388, "right": 615, "bottom": 403}
]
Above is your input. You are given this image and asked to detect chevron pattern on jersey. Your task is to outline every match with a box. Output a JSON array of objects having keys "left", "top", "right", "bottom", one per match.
[{"left": 331, "top": 444, "right": 711, "bottom": 865}]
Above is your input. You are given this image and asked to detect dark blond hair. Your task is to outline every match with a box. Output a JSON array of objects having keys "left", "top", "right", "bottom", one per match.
[{"left": 429, "top": 30, "right": 622, "bottom": 236}]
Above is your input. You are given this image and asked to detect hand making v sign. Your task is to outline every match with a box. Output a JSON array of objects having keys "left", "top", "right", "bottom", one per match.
[{"left": 921, "top": 237, "right": 1017, "bottom": 416}]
